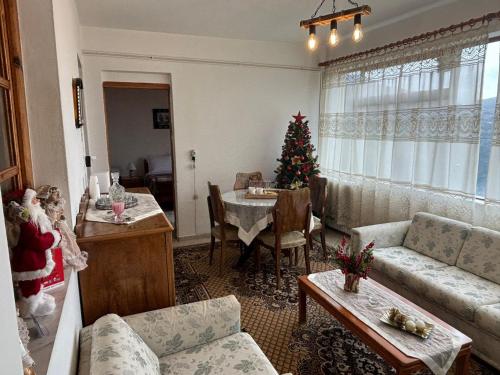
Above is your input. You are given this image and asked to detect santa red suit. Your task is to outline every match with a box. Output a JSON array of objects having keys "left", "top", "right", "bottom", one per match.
[{"left": 11, "top": 189, "right": 61, "bottom": 317}]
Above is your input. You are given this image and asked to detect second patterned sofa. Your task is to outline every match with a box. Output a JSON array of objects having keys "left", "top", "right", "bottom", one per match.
[
  {"left": 352, "top": 212, "right": 500, "bottom": 370},
  {"left": 78, "top": 295, "right": 287, "bottom": 375}
]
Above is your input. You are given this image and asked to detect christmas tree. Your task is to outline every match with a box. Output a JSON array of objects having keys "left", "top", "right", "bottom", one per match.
[{"left": 275, "top": 112, "right": 320, "bottom": 189}]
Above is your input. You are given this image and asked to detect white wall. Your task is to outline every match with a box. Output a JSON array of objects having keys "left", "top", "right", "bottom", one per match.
[
  {"left": 52, "top": 0, "right": 87, "bottom": 224},
  {"left": 105, "top": 87, "right": 172, "bottom": 176},
  {"left": 18, "top": 0, "right": 87, "bottom": 227},
  {"left": 18, "top": 0, "right": 71, "bottom": 218},
  {"left": 17, "top": 1, "right": 84, "bottom": 374},
  {"left": 320, "top": 0, "right": 500, "bottom": 62},
  {"left": 0, "top": 194, "right": 23, "bottom": 374},
  {"left": 81, "top": 27, "right": 321, "bottom": 237}
]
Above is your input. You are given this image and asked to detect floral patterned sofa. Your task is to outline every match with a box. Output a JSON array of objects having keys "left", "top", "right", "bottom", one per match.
[
  {"left": 351, "top": 212, "right": 500, "bottom": 370},
  {"left": 78, "top": 295, "right": 287, "bottom": 375}
]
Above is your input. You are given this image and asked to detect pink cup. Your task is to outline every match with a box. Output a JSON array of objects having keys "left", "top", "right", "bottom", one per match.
[{"left": 112, "top": 201, "right": 125, "bottom": 222}]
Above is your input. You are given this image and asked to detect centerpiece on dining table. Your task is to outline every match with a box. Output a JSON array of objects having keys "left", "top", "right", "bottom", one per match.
[
  {"left": 334, "top": 237, "right": 375, "bottom": 293},
  {"left": 244, "top": 180, "right": 278, "bottom": 199}
]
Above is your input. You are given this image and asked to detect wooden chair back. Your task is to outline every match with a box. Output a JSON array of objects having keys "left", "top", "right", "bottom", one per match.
[
  {"left": 273, "top": 188, "right": 311, "bottom": 234},
  {"left": 207, "top": 182, "right": 225, "bottom": 225},
  {"left": 309, "top": 175, "right": 327, "bottom": 219},
  {"left": 233, "top": 171, "right": 263, "bottom": 190},
  {"left": 207, "top": 196, "right": 215, "bottom": 229}
]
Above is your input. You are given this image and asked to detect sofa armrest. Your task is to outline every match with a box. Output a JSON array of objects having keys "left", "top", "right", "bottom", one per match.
[
  {"left": 351, "top": 220, "right": 411, "bottom": 254},
  {"left": 123, "top": 295, "right": 241, "bottom": 357}
]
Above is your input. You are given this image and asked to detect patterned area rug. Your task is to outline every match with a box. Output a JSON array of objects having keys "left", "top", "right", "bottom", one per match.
[{"left": 174, "top": 238, "right": 497, "bottom": 375}]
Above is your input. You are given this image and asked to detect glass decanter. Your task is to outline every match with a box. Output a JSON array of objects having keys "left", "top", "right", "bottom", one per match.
[{"left": 109, "top": 172, "right": 126, "bottom": 222}]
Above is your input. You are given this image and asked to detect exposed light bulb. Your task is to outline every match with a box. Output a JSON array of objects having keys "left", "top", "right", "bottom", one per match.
[
  {"left": 307, "top": 25, "right": 318, "bottom": 51},
  {"left": 308, "top": 33, "right": 318, "bottom": 50},
  {"left": 353, "top": 14, "right": 363, "bottom": 43},
  {"left": 329, "top": 20, "right": 339, "bottom": 46},
  {"left": 353, "top": 23, "right": 363, "bottom": 42}
]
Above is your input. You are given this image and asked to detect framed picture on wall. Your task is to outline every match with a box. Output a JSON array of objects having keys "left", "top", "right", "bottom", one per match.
[
  {"left": 153, "top": 108, "right": 170, "bottom": 129},
  {"left": 72, "top": 78, "right": 85, "bottom": 128}
]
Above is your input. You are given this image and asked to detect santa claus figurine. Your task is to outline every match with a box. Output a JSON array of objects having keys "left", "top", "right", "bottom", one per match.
[{"left": 11, "top": 189, "right": 61, "bottom": 317}]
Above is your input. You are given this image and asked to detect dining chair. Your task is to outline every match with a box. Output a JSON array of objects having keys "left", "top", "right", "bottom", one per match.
[
  {"left": 207, "top": 182, "right": 240, "bottom": 274},
  {"left": 233, "top": 171, "right": 263, "bottom": 190},
  {"left": 309, "top": 175, "right": 328, "bottom": 259},
  {"left": 256, "top": 188, "right": 312, "bottom": 289}
]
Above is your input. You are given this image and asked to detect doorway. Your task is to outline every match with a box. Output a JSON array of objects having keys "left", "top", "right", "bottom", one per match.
[{"left": 103, "top": 81, "right": 176, "bottom": 230}]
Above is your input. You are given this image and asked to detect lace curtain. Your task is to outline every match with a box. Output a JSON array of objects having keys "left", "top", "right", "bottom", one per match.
[
  {"left": 318, "top": 26, "right": 500, "bottom": 231},
  {"left": 484, "top": 52, "right": 500, "bottom": 227}
]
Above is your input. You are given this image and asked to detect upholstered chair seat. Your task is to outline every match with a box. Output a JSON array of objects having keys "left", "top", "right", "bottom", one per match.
[
  {"left": 211, "top": 223, "right": 239, "bottom": 241},
  {"left": 257, "top": 230, "right": 306, "bottom": 248}
]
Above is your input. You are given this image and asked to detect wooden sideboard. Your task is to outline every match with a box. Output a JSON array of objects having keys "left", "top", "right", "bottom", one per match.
[{"left": 75, "top": 187, "right": 175, "bottom": 326}]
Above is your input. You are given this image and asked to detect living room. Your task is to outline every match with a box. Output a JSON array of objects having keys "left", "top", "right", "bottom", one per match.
[{"left": 1, "top": 0, "right": 499, "bottom": 374}]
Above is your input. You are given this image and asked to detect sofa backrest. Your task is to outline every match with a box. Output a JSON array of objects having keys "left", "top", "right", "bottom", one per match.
[
  {"left": 403, "top": 212, "right": 470, "bottom": 265},
  {"left": 90, "top": 314, "right": 160, "bottom": 375},
  {"left": 456, "top": 226, "right": 500, "bottom": 284}
]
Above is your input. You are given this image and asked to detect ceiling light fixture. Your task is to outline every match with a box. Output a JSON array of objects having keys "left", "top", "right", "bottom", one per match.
[{"left": 300, "top": 0, "right": 370, "bottom": 51}]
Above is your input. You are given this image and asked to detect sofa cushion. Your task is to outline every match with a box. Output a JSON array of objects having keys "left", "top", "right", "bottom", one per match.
[
  {"left": 475, "top": 304, "right": 500, "bottom": 338},
  {"left": 123, "top": 295, "right": 241, "bottom": 358},
  {"left": 456, "top": 226, "right": 500, "bottom": 285},
  {"left": 90, "top": 314, "right": 160, "bottom": 375},
  {"left": 372, "top": 246, "right": 448, "bottom": 284},
  {"left": 158, "top": 332, "right": 278, "bottom": 375},
  {"left": 403, "top": 212, "right": 470, "bottom": 265},
  {"left": 78, "top": 326, "right": 92, "bottom": 375},
  {"left": 403, "top": 267, "right": 500, "bottom": 321}
]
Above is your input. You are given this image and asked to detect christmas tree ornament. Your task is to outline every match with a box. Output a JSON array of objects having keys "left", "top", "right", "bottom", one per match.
[{"left": 275, "top": 112, "right": 320, "bottom": 188}]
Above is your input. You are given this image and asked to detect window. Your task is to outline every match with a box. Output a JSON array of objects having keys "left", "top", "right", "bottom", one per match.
[
  {"left": 0, "top": 0, "right": 32, "bottom": 194},
  {"left": 477, "top": 40, "right": 500, "bottom": 198}
]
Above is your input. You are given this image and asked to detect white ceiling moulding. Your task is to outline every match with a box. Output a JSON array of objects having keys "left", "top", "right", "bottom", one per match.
[{"left": 81, "top": 49, "right": 321, "bottom": 72}]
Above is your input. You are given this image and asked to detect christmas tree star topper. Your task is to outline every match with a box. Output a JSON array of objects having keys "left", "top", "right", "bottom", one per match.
[{"left": 293, "top": 111, "right": 306, "bottom": 122}]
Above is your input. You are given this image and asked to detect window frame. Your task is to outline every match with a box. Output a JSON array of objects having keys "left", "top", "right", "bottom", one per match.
[{"left": 0, "top": 0, "right": 33, "bottom": 191}]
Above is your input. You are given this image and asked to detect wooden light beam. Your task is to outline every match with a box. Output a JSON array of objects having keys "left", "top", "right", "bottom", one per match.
[{"left": 300, "top": 5, "right": 371, "bottom": 28}]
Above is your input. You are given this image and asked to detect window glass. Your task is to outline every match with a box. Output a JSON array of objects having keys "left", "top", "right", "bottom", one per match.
[
  {"left": 477, "top": 41, "right": 499, "bottom": 198},
  {"left": 0, "top": 88, "right": 13, "bottom": 171}
]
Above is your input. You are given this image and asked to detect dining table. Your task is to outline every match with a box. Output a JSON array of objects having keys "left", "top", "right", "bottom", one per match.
[
  {"left": 221, "top": 189, "right": 316, "bottom": 247},
  {"left": 221, "top": 189, "right": 276, "bottom": 246}
]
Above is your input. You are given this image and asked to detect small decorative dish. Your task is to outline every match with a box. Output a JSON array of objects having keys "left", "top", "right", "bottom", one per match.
[
  {"left": 95, "top": 195, "right": 139, "bottom": 210},
  {"left": 380, "top": 308, "right": 433, "bottom": 339}
]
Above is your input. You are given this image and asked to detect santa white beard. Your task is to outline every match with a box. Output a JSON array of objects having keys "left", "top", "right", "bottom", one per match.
[{"left": 27, "top": 202, "right": 53, "bottom": 234}]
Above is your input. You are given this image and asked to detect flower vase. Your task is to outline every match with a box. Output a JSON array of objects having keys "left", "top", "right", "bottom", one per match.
[{"left": 344, "top": 273, "right": 360, "bottom": 293}]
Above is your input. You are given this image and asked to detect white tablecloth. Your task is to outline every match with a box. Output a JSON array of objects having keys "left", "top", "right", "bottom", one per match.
[
  {"left": 85, "top": 193, "right": 163, "bottom": 225},
  {"left": 221, "top": 190, "right": 314, "bottom": 245},
  {"left": 308, "top": 270, "right": 464, "bottom": 375}
]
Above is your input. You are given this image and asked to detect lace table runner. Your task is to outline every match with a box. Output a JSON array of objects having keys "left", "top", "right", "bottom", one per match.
[
  {"left": 308, "top": 270, "right": 463, "bottom": 375},
  {"left": 85, "top": 193, "right": 164, "bottom": 225}
]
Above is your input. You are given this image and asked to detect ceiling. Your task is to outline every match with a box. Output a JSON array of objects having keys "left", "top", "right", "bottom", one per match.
[{"left": 76, "top": 0, "right": 454, "bottom": 43}]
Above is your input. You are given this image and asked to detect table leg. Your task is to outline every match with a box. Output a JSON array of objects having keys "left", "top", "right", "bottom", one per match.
[
  {"left": 298, "top": 282, "right": 307, "bottom": 324},
  {"left": 235, "top": 242, "right": 254, "bottom": 268},
  {"left": 455, "top": 349, "right": 471, "bottom": 375}
]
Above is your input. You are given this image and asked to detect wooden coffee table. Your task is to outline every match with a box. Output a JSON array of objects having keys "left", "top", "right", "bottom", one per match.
[{"left": 298, "top": 275, "right": 472, "bottom": 375}]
